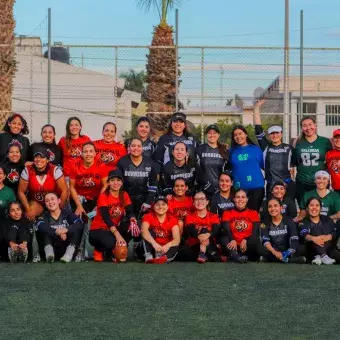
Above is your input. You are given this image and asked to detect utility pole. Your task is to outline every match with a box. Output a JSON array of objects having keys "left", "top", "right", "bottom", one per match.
[
  {"left": 283, "top": 0, "right": 289, "bottom": 142},
  {"left": 47, "top": 8, "right": 52, "bottom": 124}
]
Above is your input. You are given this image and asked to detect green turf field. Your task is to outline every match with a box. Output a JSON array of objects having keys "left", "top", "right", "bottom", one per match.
[{"left": 1, "top": 262, "right": 339, "bottom": 340}]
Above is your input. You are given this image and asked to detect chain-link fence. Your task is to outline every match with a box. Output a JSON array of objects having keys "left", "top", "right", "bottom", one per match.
[{"left": 11, "top": 42, "right": 340, "bottom": 143}]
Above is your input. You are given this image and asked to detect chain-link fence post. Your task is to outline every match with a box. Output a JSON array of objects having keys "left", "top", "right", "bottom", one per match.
[
  {"left": 201, "top": 47, "right": 205, "bottom": 143},
  {"left": 114, "top": 46, "right": 118, "bottom": 121},
  {"left": 29, "top": 54, "right": 33, "bottom": 142}
]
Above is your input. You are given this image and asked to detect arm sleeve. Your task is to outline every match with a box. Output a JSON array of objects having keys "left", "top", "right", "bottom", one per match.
[
  {"left": 287, "top": 199, "right": 298, "bottom": 219},
  {"left": 161, "top": 166, "right": 173, "bottom": 196},
  {"left": 261, "top": 225, "right": 271, "bottom": 245},
  {"left": 254, "top": 125, "right": 268, "bottom": 151},
  {"left": 187, "top": 224, "right": 198, "bottom": 238},
  {"left": 221, "top": 221, "right": 234, "bottom": 241},
  {"left": 287, "top": 220, "right": 299, "bottom": 250},
  {"left": 299, "top": 221, "right": 310, "bottom": 238},
  {"left": 125, "top": 204, "right": 135, "bottom": 220},
  {"left": 146, "top": 164, "right": 158, "bottom": 205},
  {"left": 19, "top": 220, "right": 32, "bottom": 243},
  {"left": 210, "top": 195, "right": 218, "bottom": 215},
  {"left": 99, "top": 206, "right": 115, "bottom": 228},
  {"left": 36, "top": 216, "right": 55, "bottom": 238},
  {"left": 211, "top": 223, "right": 221, "bottom": 237},
  {"left": 153, "top": 137, "right": 166, "bottom": 165},
  {"left": 54, "top": 166, "right": 64, "bottom": 181},
  {"left": 256, "top": 147, "right": 264, "bottom": 170},
  {"left": 20, "top": 167, "right": 29, "bottom": 181},
  {"left": 66, "top": 212, "right": 84, "bottom": 234}
]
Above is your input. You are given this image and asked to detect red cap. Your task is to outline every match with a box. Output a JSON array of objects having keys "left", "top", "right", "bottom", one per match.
[{"left": 333, "top": 129, "right": 340, "bottom": 137}]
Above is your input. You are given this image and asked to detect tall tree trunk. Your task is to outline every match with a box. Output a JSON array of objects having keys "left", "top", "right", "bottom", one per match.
[
  {"left": 146, "top": 24, "right": 177, "bottom": 141},
  {"left": 0, "top": 0, "right": 16, "bottom": 130}
]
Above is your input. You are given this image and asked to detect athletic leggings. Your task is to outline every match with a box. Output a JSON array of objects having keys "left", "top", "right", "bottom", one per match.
[
  {"left": 304, "top": 241, "right": 340, "bottom": 262},
  {"left": 89, "top": 219, "right": 131, "bottom": 253},
  {"left": 42, "top": 228, "right": 82, "bottom": 248},
  {"left": 246, "top": 187, "right": 265, "bottom": 212},
  {"left": 142, "top": 231, "right": 178, "bottom": 262},
  {"left": 257, "top": 244, "right": 305, "bottom": 263}
]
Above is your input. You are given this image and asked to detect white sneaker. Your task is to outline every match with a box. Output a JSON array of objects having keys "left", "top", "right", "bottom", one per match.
[
  {"left": 321, "top": 254, "right": 336, "bottom": 265},
  {"left": 44, "top": 245, "right": 55, "bottom": 263},
  {"left": 74, "top": 250, "right": 83, "bottom": 263},
  {"left": 32, "top": 254, "right": 41, "bottom": 263},
  {"left": 60, "top": 245, "right": 75, "bottom": 263},
  {"left": 311, "top": 255, "right": 322, "bottom": 265},
  {"left": 145, "top": 252, "right": 153, "bottom": 263}
]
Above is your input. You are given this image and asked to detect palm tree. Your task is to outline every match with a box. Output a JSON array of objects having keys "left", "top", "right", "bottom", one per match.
[
  {"left": 137, "top": 0, "right": 183, "bottom": 139},
  {"left": 120, "top": 69, "right": 147, "bottom": 101},
  {"left": 0, "top": 0, "right": 16, "bottom": 129}
]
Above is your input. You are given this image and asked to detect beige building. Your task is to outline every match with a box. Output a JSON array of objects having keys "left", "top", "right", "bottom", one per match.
[
  {"left": 13, "top": 37, "right": 140, "bottom": 142},
  {"left": 259, "top": 75, "right": 340, "bottom": 138}
]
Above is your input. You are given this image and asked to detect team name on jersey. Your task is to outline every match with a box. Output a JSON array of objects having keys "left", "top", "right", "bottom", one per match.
[
  {"left": 218, "top": 202, "right": 234, "bottom": 210},
  {"left": 10, "top": 224, "right": 19, "bottom": 230},
  {"left": 269, "top": 226, "right": 287, "bottom": 236},
  {"left": 301, "top": 148, "right": 319, "bottom": 153},
  {"left": 268, "top": 146, "right": 290, "bottom": 153},
  {"left": 169, "top": 140, "right": 194, "bottom": 147},
  {"left": 171, "top": 171, "right": 194, "bottom": 180},
  {"left": 124, "top": 170, "right": 149, "bottom": 177},
  {"left": 76, "top": 173, "right": 101, "bottom": 180},
  {"left": 202, "top": 153, "right": 222, "bottom": 159},
  {"left": 143, "top": 144, "right": 153, "bottom": 151},
  {"left": 51, "top": 219, "right": 69, "bottom": 230}
]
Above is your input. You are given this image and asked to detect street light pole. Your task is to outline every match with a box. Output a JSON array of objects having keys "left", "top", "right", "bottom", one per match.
[{"left": 283, "top": 0, "right": 290, "bottom": 143}]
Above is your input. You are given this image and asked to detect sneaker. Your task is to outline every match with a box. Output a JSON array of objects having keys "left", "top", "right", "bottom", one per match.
[
  {"left": 259, "top": 256, "right": 268, "bottom": 263},
  {"left": 60, "top": 245, "right": 76, "bottom": 263},
  {"left": 32, "top": 254, "right": 41, "bottom": 263},
  {"left": 311, "top": 255, "right": 322, "bottom": 265},
  {"left": 144, "top": 252, "right": 153, "bottom": 264},
  {"left": 321, "top": 254, "right": 336, "bottom": 265},
  {"left": 220, "top": 256, "right": 228, "bottom": 263},
  {"left": 44, "top": 245, "right": 55, "bottom": 263},
  {"left": 237, "top": 255, "right": 248, "bottom": 264},
  {"left": 93, "top": 249, "right": 104, "bottom": 262},
  {"left": 74, "top": 251, "right": 83, "bottom": 263},
  {"left": 8, "top": 248, "right": 18, "bottom": 263},
  {"left": 18, "top": 248, "right": 28, "bottom": 263},
  {"left": 197, "top": 252, "right": 208, "bottom": 264},
  {"left": 152, "top": 255, "right": 168, "bottom": 264}
]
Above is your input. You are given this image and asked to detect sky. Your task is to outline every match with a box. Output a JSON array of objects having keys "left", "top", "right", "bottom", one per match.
[{"left": 14, "top": 0, "right": 340, "bottom": 47}]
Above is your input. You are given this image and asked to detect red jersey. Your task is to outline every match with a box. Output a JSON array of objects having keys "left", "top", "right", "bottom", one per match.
[
  {"left": 326, "top": 149, "right": 340, "bottom": 190},
  {"left": 142, "top": 212, "right": 177, "bottom": 246},
  {"left": 94, "top": 139, "right": 127, "bottom": 171},
  {"left": 167, "top": 196, "right": 195, "bottom": 220},
  {"left": 222, "top": 209, "right": 259, "bottom": 244},
  {"left": 69, "top": 159, "right": 107, "bottom": 200},
  {"left": 91, "top": 191, "right": 131, "bottom": 231},
  {"left": 58, "top": 135, "right": 91, "bottom": 176},
  {"left": 184, "top": 211, "right": 220, "bottom": 246},
  {"left": 21, "top": 164, "right": 63, "bottom": 203}
]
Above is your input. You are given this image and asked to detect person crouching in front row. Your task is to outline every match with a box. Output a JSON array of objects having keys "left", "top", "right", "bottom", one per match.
[
  {"left": 140, "top": 196, "right": 180, "bottom": 264},
  {"left": 36, "top": 193, "right": 84, "bottom": 263}
]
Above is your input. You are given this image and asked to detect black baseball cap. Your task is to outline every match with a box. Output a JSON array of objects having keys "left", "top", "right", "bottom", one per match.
[
  {"left": 171, "top": 112, "right": 186, "bottom": 123},
  {"left": 33, "top": 148, "right": 48, "bottom": 159},
  {"left": 270, "top": 180, "right": 287, "bottom": 192},
  {"left": 154, "top": 196, "right": 168, "bottom": 204},
  {"left": 108, "top": 169, "right": 124, "bottom": 180},
  {"left": 205, "top": 124, "right": 220, "bottom": 134}
]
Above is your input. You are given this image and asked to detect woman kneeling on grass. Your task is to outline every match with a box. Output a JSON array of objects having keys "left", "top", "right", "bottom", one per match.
[
  {"left": 182, "top": 191, "right": 225, "bottom": 264},
  {"left": 221, "top": 189, "right": 260, "bottom": 263},
  {"left": 5, "top": 201, "right": 32, "bottom": 263},
  {"left": 89, "top": 170, "right": 139, "bottom": 263},
  {"left": 141, "top": 196, "right": 180, "bottom": 264},
  {"left": 36, "top": 193, "right": 84, "bottom": 263},
  {"left": 259, "top": 197, "right": 305, "bottom": 264},
  {"left": 299, "top": 197, "right": 340, "bottom": 265}
]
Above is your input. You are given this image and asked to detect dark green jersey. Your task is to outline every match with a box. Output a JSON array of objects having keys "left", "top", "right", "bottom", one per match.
[
  {"left": 0, "top": 185, "right": 16, "bottom": 219},
  {"left": 293, "top": 136, "right": 332, "bottom": 185},
  {"left": 300, "top": 189, "right": 340, "bottom": 216}
]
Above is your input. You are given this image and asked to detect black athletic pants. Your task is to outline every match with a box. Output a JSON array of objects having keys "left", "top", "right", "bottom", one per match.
[
  {"left": 7, "top": 228, "right": 29, "bottom": 245},
  {"left": 295, "top": 179, "right": 316, "bottom": 206},
  {"left": 304, "top": 241, "right": 340, "bottom": 262},
  {"left": 257, "top": 244, "right": 304, "bottom": 263},
  {"left": 247, "top": 187, "right": 265, "bottom": 212}
]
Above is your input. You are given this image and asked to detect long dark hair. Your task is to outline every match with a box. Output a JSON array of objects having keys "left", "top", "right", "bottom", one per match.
[
  {"left": 6, "top": 144, "right": 23, "bottom": 165},
  {"left": 105, "top": 177, "right": 125, "bottom": 207},
  {"left": 172, "top": 141, "right": 194, "bottom": 168},
  {"left": 41, "top": 124, "right": 56, "bottom": 144},
  {"left": 65, "top": 117, "right": 82, "bottom": 149},
  {"left": 217, "top": 141, "right": 229, "bottom": 161},
  {"left": 306, "top": 196, "right": 322, "bottom": 217},
  {"left": 7, "top": 201, "right": 24, "bottom": 219},
  {"left": 296, "top": 115, "right": 317, "bottom": 143},
  {"left": 231, "top": 125, "right": 256, "bottom": 149},
  {"left": 166, "top": 119, "right": 190, "bottom": 138},
  {"left": 219, "top": 171, "right": 234, "bottom": 197},
  {"left": 4, "top": 113, "right": 29, "bottom": 135}
]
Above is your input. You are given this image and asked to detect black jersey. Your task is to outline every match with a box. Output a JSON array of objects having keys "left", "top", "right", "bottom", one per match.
[
  {"left": 196, "top": 144, "right": 227, "bottom": 193},
  {"left": 36, "top": 209, "right": 83, "bottom": 238},
  {"left": 160, "top": 161, "right": 196, "bottom": 195},
  {"left": 27, "top": 142, "right": 62, "bottom": 166},
  {"left": 3, "top": 161, "right": 24, "bottom": 195},
  {"left": 154, "top": 133, "right": 198, "bottom": 165},
  {"left": 255, "top": 125, "right": 293, "bottom": 184},
  {"left": 210, "top": 192, "right": 234, "bottom": 217},
  {"left": 0, "top": 132, "right": 30, "bottom": 162},
  {"left": 260, "top": 196, "right": 297, "bottom": 222},
  {"left": 299, "top": 215, "right": 336, "bottom": 239},
  {"left": 3, "top": 216, "right": 32, "bottom": 243},
  {"left": 117, "top": 155, "right": 158, "bottom": 205},
  {"left": 125, "top": 138, "right": 156, "bottom": 159},
  {"left": 261, "top": 217, "right": 299, "bottom": 252}
]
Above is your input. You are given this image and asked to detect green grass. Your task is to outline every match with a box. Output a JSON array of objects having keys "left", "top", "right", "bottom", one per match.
[{"left": 1, "top": 262, "right": 339, "bottom": 340}]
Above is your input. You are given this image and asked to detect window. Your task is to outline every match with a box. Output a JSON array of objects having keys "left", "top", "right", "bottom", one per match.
[
  {"left": 326, "top": 105, "right": 340, "bottom": 126},
  {"left": 297, "top": 102, "right": 317, "bottom": 125}
]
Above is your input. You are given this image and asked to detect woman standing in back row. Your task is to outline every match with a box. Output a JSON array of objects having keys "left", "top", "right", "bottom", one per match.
[
  {"left": 58, "top": 117, "right": 91, "bottom": 180},
  {"left": 293, "top": 116, "right": 332, "bottom": 205}
]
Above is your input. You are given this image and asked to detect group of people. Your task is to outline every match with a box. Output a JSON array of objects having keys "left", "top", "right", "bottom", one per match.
[{"left": 0, "top": 107, "right": 339, "bottom": 265}]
